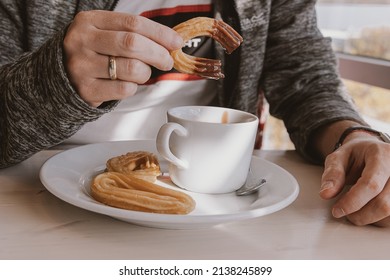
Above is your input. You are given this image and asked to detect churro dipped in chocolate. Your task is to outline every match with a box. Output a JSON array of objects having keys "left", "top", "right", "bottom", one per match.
[{"left": 171, "top": 17, "right": 243, "bottom": 79}]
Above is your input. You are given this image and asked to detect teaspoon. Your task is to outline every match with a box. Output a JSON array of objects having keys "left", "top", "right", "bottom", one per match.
[{"left": 235, "top": 168, "right": 267, "bottom": 196}]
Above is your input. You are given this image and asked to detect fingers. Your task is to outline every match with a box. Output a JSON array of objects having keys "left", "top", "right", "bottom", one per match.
[
  {"left": 89, "top": 30, "right": 174, "bottom": 71},
  {"left": 66, "top": 51, "right": 150, "bottom": 106},
  {"left": 63, "top": 10, "right": 184, "bottom": 106},
  {"left": 67, "top": 51, "right": 151, "bottom": 84},
  {"left": 331, "top": 143, "right": 389, "bottom": 218},
  {"left": 346, "top": 178, "right": 390, "bottom": 226},
  {"left": 69, "top": 10, "right": 182, "bottom": 71},
  {"left": 320, "top": 139, "right": 390, "bottom": 226},
  {"left": 77, "top": 78, "right": 138, "bottom": 107},
  {"left": 86, "top": 10, "right": 183, "bottom": 51},
  {"left": 333, "top": 155, "right": 387, "bottom": 216},
  {"left": 91, "top": 55, "right": 152, "bottom": 83}
]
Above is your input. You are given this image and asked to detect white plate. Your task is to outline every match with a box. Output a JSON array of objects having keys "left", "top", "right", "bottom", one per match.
[{"left": 40, "top": 140, "right": 299, "bottom": 229}]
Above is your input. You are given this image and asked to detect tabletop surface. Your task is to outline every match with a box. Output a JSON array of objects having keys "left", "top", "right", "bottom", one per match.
[{"left": 1, "top": 147, "right": 389, "bottom": 260}]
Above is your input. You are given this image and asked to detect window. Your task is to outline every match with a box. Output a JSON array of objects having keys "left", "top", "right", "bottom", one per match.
[
  {"left": 263, "top": 0, "right": 390, "bottom": 150},
  {"left": 317, "top": 0, "right": 390, "bottom": 132},
  {"left": 317, "top": 0, "right": 390, "bottom": 61}
]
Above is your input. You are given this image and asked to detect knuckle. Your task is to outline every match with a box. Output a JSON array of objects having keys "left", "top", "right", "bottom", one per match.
[
  {"left": 325, "top": 152, "right": 339, "bottom": 165},
  {"left": 164, "top": 52, "right": 174, "bottom": 69},
  {"left": 74, "top": 11, "right": 92, "bottom": 24},
  {"left": 153, "top": 25, "right": 166, "bottom": 42},
  {"left": 366, "top": 143, "right": 382, "bottom": 157},
  {"left": 345, "top": 201, "right": 361, "bottom": 216},
  {"left": 140, "top": 68, "right": 152, "bottom": 84},
  {"left": 116, "top": 82, "right": 127, "bottom": 96},
  {"left": 322, "top": 152, "right": 345, "bottom": 179},
  {"left": 64, "top": 26, "right": 81, "bottom": 50},
  {"left": 117, "top": 82, "right": 137, "bottom": 98},
  {"left": 321, "top": 165, "right": 343, "bottom": 181},
  {"left": 125, "top": 59, "right": 139, "bottom": 74},
  {"left": 65, "top": 13, "right": 94, "bottom": 50},
  {"left": 364, "top": 179, "right": 382, "bottom": 194},
  {"left": 123, "top": 15, "right": 141, "bottom": 30},
  {"left": 125, "top": 60, "right": 151, "bottom": 84},
  {"left": 155, "top": 50, "right": 174, "bottom": 71},
  {"left": 121, "top": 32, "right": 137, "bottom": 51}
]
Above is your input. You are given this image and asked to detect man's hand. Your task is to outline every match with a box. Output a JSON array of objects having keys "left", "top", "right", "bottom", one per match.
[
  {"left": 319, "top": 133, "right": 390, "bottom": 226},
  {"left": 63, "top": 10, "right": 183, "bottom": 107}
]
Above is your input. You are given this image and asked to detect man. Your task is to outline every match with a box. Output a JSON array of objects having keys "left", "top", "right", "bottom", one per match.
[{"left": 1, "top": 0, "right": 389, "bottom": 226}]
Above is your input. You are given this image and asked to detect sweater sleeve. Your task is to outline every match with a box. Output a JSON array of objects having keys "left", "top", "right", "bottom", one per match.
[
  {"left": 260, "top": 0, "right": 366, "bottom": 162},
  {"left": 0, "top": 3, "right": 118, "bottom": 168}
]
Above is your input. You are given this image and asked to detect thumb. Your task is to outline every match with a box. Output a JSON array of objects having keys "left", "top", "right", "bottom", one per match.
[{"left": 319, "top": 151, "right": 348, "bottom": 199}]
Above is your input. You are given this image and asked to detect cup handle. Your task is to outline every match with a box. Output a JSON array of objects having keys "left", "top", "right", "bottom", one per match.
[{"left": 156, "top": 122, "right": 189, "bottom": 169}]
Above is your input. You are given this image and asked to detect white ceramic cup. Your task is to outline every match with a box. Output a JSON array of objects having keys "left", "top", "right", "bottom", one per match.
[{"left": 156, "top": 106, "right": 259, "bottom": 194}]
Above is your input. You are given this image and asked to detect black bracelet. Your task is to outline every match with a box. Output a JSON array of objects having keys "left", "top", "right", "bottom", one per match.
[{"left": 334, "top": 126, "right": 390, "bottom": 151}]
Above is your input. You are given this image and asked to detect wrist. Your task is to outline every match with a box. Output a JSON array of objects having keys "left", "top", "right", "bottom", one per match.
[
  {"left": 311, "top": 120, "right": 362, "bottom": 159},
  {"left": 334, "top": 126, "right": 390, "bottom": 151}
]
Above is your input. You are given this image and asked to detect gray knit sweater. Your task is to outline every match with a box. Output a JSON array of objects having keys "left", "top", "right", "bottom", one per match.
[{"left": 0, "top": 0, "right": 364, "bottom": 168}]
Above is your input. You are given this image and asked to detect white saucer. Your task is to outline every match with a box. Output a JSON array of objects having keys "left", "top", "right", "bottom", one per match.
[{"left": 40, "top": 140, "right": 299, "bottom": 229}]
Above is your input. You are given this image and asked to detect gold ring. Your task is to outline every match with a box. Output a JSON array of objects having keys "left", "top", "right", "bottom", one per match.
[{"left": 108, "top": 56, "right": 117, "bottom": 80}]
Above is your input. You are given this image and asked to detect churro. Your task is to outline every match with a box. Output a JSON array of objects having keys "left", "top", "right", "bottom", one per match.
[
  {"left": 91, "top": 172, "right": 195, "bottom": 214},
  {"left": 171, "top": 17, "right": 243, "bottom": 79},
  {"left": 106, "top": 151, "right": 161, "bottom": 182}
]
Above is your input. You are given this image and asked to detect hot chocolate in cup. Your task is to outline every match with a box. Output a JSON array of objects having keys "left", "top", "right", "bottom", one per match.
[{"left": 156, "top": 106, "right": 258, "bottom": 194}]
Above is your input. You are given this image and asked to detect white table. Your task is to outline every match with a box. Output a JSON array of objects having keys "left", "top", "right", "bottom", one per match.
[{"left": 1, "top": 148, "right": 389, "bottom": 260}]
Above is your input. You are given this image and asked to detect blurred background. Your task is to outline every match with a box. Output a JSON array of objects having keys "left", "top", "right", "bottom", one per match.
[{"left": 263, "top": 0, "right": 390, "bottom": 149}]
